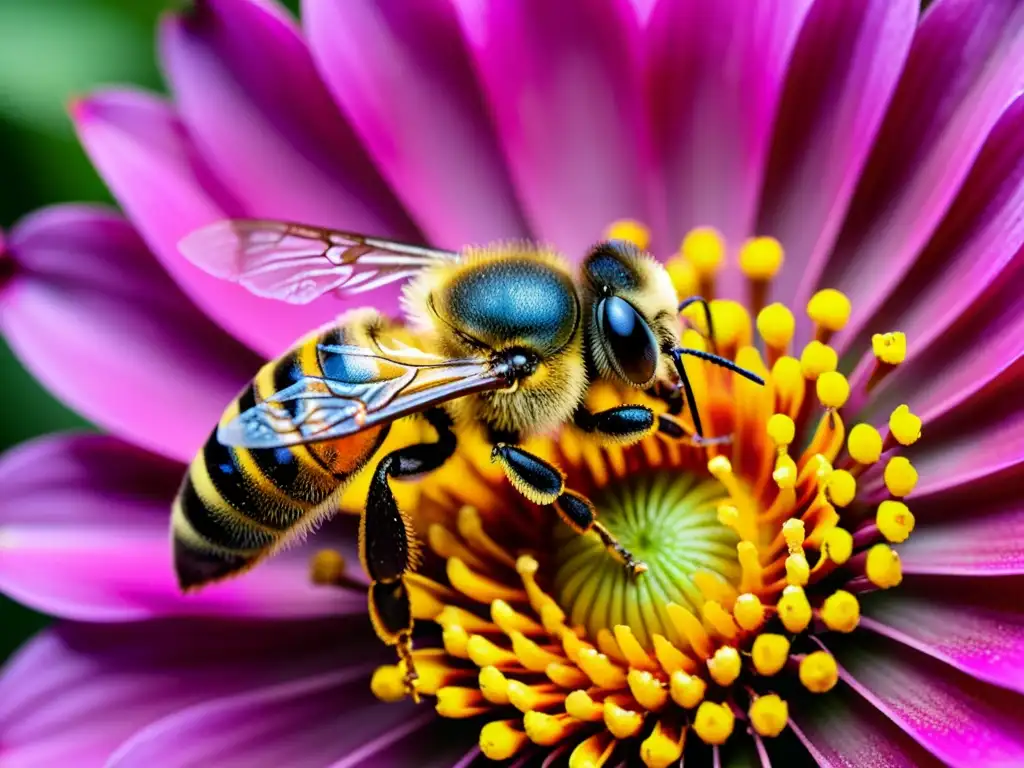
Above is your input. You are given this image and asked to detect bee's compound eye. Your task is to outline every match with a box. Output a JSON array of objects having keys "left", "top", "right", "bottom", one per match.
[{"left": 598, "top": 296, "right": 658, "bottom": 386}]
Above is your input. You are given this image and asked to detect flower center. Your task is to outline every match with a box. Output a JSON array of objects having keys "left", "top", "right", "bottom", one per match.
[{"left": 552, "top": 471, "right": 737, "bottom": 649}]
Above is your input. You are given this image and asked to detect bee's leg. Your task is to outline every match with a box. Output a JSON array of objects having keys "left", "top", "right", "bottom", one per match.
[
  {"left": 491, "top": 443, "right": 647, "bottom": 577},
  {"left": 656, "top": 412, "right": 733, "bottom": 447},
  {"left": 364, "top": 408, "right": 457, "bottom": 701},
  {"left": 572, "top": 404, "right": 654, "bottom": 445}
]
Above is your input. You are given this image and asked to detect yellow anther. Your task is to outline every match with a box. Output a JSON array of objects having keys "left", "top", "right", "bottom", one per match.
[
  {"left": 827, "top": 470, "right": 856, "bottom": 507},
  {"left": 773, "top": 454, "right": 798, "bottom": 490},
  {"left": 737, "top": 541, "right": 763, "bottom": 591},
  {"left": 693, "top": 701, "right": 735, "bottom": 745},
  {"left": 640, "top": 720, "right": 685, "bottom": 768},
  {"left": 767, "top": 413, "right": 796, "bottom": 447},
  {"left": 822, "top": 527, "right": 853, "bottom": 565},
  {"left": 752, "top": 634, "right": 790, "bottom": 676},
  {"left": 466, "top": 635, "right": 519, "bottom": 669},
  {"left": 627, "top": 668, "right": 668, "bottom": 711},
  {"left": 877, "top": 500, "right": 915, "bottom": 543},
  {"left": 733, "top": 593, "right": 765, "bottom": 631},
  {"left": 546, "top": 662, "right": 589, "bottom": 689},
  {"left": 523, "top": 711, "right": 581, "bottom": 746},
  {"left": 569, "top": 732, "right": 616, "bottom": 768},
  {"left": 889, "top": 405, "right": 922, "bottom": 446},
  {"left": 509, "top": 630, "right": 562, "bottom": 672},
  {"left": 866, "top": 543, "right": 903, "bottom": 588},
  {"left": 478, "top": 666, "right": 510, "bottom": 705},
  {"left": 435, "top": 686, "right": 484, "bottom": 718},
  {"left": 669, "top": 671, "right": 706, "bottom": 709},
  {"left": 800, "top": 341, "right": 838, "bottom": 379},
  {"left": 371, "top": 664, "right": 409, "bottom": 702},
  {"left": 506, "top": 679, "right": 561, "bottom": 713},
  {"left": 447, "top": 557, "right": 524, "bottom": 604},
  {"left": 807, "top": 289, "right": 852, "bottom": 332},
  {"left": 681, "top": 227, "right": 725, "bottom": 275},
  {"left": 848, "top": 423, "right": 883, "bottom": 464},
  {"left": 436, "top": 605, "right": 494, "bottom": 634},
  {"left": 565, "top": 689, "right": 604, "bottom": 722},
  {"left": 613, "top": 625, "right": 659, "bottom": 672},
  {"left": 707, "top": 646, "right": 742, "bottom": 686},
  {"left": 749, "top": 694, "right": 789, "bottom": 738},
  {"left": 707, "top": 455, "right": 733, "bottom": 479},
  {"left": 799, "top": 651, "right": 839, "bottom": 693},
  {"left": 785, "top": 553, "right": 810, "bottom": 587},
  {"left": 872, "top": 332, "right": 907, "bottom": 365},
  {"left": 665, "top": 602, "right": 713, "bottom": 659},
  {"left": 757, "top": 303, "right": 795, "bottom": 350},
  {"left": 309, "top": 549, "right": 347, "bottom": 585},
  {"left": 702, "top": 600, "right": 740, "bottom": 640},
  {"left": 442, "top": 624, "right": 470, "bottom": 658},
  {"left": 479, "top": 720, "right": 527, "bottom": 760},
  {"left": 604, "top": 699, "right": 645, "bottom": 739},
  {"left": 665, "top": 257, "right": 698, "bottom": 299},
  {"left": 777, "top": 585, "right": 812, "bottom": 633},
  {"left": 717, "top": 503, "right": 740, "bottom": 529},
  {"left": 821, "top": 590, "right": 860, "bottom": 633},
  {"left": 884, "top": 456, "right": 918, "bottom": 497},
  {"left": 739, "top": 236, "right": 784, "bottom": 280},
  {"left": 651, "top": 634, "right": 696, "bottom": 676},
  {"left": 604, "top": 219, "right": 650, "bottom": 250},
  {"left": 782, "top": 519, "right": 806, "bottom": 551},
  {"left": 491, "top": 599, "right": 543, "bottom": 636},
  {"left": 816, "top": 371, "right": 850, "bottom": 408},
  {"left": 576, "top": 648, "right": 628, "bottom": 689}
]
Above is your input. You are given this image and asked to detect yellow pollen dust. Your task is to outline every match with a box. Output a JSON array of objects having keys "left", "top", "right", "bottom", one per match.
[{"left": 872, "top": 332, "right": 907, "bottom": 365}]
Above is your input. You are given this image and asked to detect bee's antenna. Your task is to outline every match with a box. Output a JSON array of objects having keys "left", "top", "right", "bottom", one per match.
[
  {"left": 678, "top": 296, "right": 718, "bottom": 355},
  {"left": 673, "top": 347, "right": 766, "bottom": 386}
]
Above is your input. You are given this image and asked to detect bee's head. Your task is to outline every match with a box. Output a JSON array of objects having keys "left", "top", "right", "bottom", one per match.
[{"left": 580, "top": 240, "right": 681, "bottom": 390}]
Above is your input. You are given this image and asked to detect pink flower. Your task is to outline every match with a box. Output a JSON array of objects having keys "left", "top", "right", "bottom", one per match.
[{"left": 1, "top": 0, "right": 1023, "bottom": 765}]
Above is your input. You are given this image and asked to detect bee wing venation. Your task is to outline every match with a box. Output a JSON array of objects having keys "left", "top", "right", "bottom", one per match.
[
  {"left": 179, "top": 219, "right": 459, "bottom": 305},
  {"left": 218, "top": 344, "right": 506, "bottom": 449}
]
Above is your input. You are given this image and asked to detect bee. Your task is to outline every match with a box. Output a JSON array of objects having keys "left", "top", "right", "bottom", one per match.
[{"left": 171, "top": 220, "right": 764, "bottom": 693}]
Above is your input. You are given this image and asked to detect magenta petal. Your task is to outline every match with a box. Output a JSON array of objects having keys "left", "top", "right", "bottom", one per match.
[
  {"left": 789, "top": 686, "right": 942, "bottom": 768},
  {"left": 0, "top": 205, "right": 257, "bottom": 462},
  {"left": 833, "top": 634, "right": 1024, "bottom": 767},
  {"left": 757, "top": 0, "right": 917, "bottom": 307},
  {"left": 71, "top": 89, "right": 342, "bottom": 356},
  {"left": 860, "top": 578, "right": 1024, "bottom": 693},
  {"left": 109, "top": 671, "right": 427, "bottom": 768},
  {"left": 452, "top": 0, "right": 654, "bottom": 257},
  {"left": 648, "top": 0, "right": 814, "bottom": 291},
  {"left": 304, "top": 0, "right": 530, "bottom": 249},
  {"left": 0, "top": 435, "right": 364, "bottom": 621},
  {"left": 813, "top": 0, "right": 1024, "bottom": 346},
  {"left": 900, "top": 502, "right": 1024, "bottom": 576},
  {"left": 0, "top": 619, "right": 379, "bottom": 767}
]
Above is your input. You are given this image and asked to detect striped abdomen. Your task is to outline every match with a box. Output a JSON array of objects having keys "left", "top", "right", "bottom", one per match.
[{"left": 172, "top": 326, "right": 389, "bottom": 589}]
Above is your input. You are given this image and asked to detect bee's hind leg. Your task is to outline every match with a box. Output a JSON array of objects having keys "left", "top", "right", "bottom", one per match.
[
  {"left": 364, "top": 408, "right": 457, "bottom": 701},
  {"left": 490, "top": 442, "right": 647, "bottom": 578}
]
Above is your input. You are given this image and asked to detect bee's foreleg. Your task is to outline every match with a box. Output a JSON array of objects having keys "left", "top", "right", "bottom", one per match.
[
  {"left": 363, "top": 408, "right": 457, "bottom": 701},
  {"left": 572, "top": 404, "right": 655, "bottom": 445},
  {"left": 491, "top": 443, "right": 647, "bottom": 578}
]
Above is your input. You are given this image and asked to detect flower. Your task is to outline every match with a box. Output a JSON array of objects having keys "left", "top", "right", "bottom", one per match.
[{"left": 2, "top": 0, "right": 1024, "bottom": 765}]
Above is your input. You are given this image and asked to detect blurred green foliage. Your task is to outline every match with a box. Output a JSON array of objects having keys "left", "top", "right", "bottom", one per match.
[{"left": 0, "top": 0, "right": 297, "bottom": 662}]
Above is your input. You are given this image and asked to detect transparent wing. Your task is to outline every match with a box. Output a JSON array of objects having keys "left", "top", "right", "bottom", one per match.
[
  {"left": 179, "top": 219, "right": 459, "bottom": 304},
  {"left": 218, "top": 342, "right": 509, "bottom": 449}
]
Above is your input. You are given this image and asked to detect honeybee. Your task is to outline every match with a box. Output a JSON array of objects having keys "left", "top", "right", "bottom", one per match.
[{"left": 171, "top": 220, "right": 764, "bottom": 693}]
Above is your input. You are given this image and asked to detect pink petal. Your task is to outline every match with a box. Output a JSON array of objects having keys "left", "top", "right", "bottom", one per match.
[
  {"left": 789, "top": 686, "right": 943, "bottom": 768},
  {"left": 0, "top": 434, "right": 364, "bottom": 621},
  {"left": 160, "top": 0, "right": 417, "bottom": 240},
  {"left": 71, "top": 89, "right": 344, "bottom": 356},
  {"left": 757, "top": 0, "right": 917, "bottom": 308},
  {"left": 0, "top": 619, "right": 380, "bottom": 768},
  {"left": 647, "top": 0, "right": 814, "bottom": 292},
  {"left": 811, "top": 0, "right": 1024, "bottom": 347},
  {"left": 452, "top": 0, "right": 655, "bottom": 257},
  {"left": 0, "top": 205, "right": 257, "bottom": 462},
  {"left": 833, "top": 634, "right": 1024, "bottom": 768},
  {"left": 899, "top": 502, "right": 1024, "bottom": 576},
  {"left": 303, "top": 0, "right": 530, "bottom": 249},
  {"left": 861, "top": 577, "right": 1024, "bottom": 693},
  {"left": 108, "top": 670, "right": 429, "bottom": 767}
]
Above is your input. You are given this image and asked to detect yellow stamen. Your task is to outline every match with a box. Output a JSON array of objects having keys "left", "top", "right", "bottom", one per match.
[
  {"left": 447, "top": 557, "right": 525, "bottom": 604},
  {"left": 546, "top": 662, "right": 590, "bottom": 689},
  {"left": 799, "top": 651, "right": 839, "bottom": 693},
  {"left": 478, "top": 666, "right": 510, "bottom": 705},
  {"left": 524, "top": 711, "right": 584, "bottom": 746},
  {"left": 848, "top": 423, "right": 882, "bottom": 464},
  {"left": 733, "top": 593, "right": 765, "bottom": 631},
  {"left": 479, "top": 720, "right": 528, "bottom": 760},
  {"left": 604, "top": 219, "right": 650, "bottom": 250},
  {"left": 777, "top": 585, "right": 812, "bottom": 633},
  {"left": 506, "top": 680, "right": 563, "bottom": 713},
  {"left": 740, "top": 236, "right": 784, "bottom": 280},
  {"left": 681, "top": 227, "right": 725, "bottom": 277},
  {"left": 785, "top": 553, "right": 810, "bottom": 587},
  {"left": 767, "top": 413, "right": 796, "bottom": 447},
  {"left": 737, "top": 541, "right": 764, "bottom": 592},
  {"left": 866, "top": 544, "right": 903, "bottom": 588},
  {"left": 652, "top": 634, "right": 697, "bottom": 675},
  {"left": 436, "top": 605, "right": 497, "bottom": 634},
  {"left": 707, "top": 646, "right": 742, "bottom": 686},
  {"left": 702, "top": 600, "right": 740, "bottom": 640},
  {"left": 603, "top": 699, "right": 645, "bottom": 739},
  {"left": 612, "top": 625, "right": 659, "bottom": 672},
  {"left": 827, "top": 469, "right": 856, "bottom": 507},
  {"left": 749, "top": 694, "right": 789, "bottom": 738},
  {"left": 640, "top": 719, "right": 686, "bottom": 768},
  {"left": 627, "top": 668, "right": 669, "bottom": 711},
  {"left": 771, "top": 356, "right": 806, "bottom": 418},
  {"left": 807, "top": 289, "right": 852, "bottom": 339},
  {"left": 884, "top": 456, "right": 918, "bottom": 497},
  {"left": 466, "top": 634, "right": 519, "bottom": 669},
  {"left": 458, "top": 506, "right": 517, "bottom": 567},
  {"left": 669, "top": 671, "right": 706, "bottom": 709},
  {"left": 569, "top": 731, "right": 616, "bottom": 768},
  {"left": 877, "top": 500, "right": 915, "bottom": 543},
  {"left": 666, "top": 602, "right": 713, "bottom": 659},
  {"left": 693, "top": 701, "right": 735, "bottom": 745},
  {"left": 800, "top": 341, "right": 838, "bottom": 380},
  {"left": 576, "top": 648, "right": 628, "bottom": 689},
  {"left": 889, "top": 405, "right": 922, "bottom": 446},
  {"left": 816, "top": 371, "right": 850, "bottom": 409},
  {"left": 371, "top": 664, "right": 410, "bottom": 702},
  {"left": 442, "top": 625, "right": 470, "bottom": 658},
  {"left": 752, "top": 634, "right": 790, "bottom": 676},
  {"left": 872, "top": 332, "right": 907, "bottom": 365},
  {"left": 757, "top": 303, "right": 795, "bottom": 359},
  {"left": 821, "top": 527, "right": 853, "bottom": 565},
  {"left": 435, "top": 686, "right": 486, "bottom": 718},
  {"left": 821, "top": 590, "right": 860, "bottom": 633},
  {"left": 509, "top": 630, "right": 562, "bottom": 671},
  {"left": 565, "top": 689, "right": 605, "bottom": 722},
  {"left": 665, "top": 257, "right": 698, "bottom": 300},
  {"left": 491, "top": 599, "right": 544, "bottom": 636}
]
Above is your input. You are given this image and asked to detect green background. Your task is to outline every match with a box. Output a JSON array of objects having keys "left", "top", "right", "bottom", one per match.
[{"left": 0, "top": 0, "right": 298, "bottom": 664}]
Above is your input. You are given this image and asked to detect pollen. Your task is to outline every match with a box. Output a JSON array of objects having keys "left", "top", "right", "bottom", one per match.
[
  {"left": 889, "top": 404, "right": 922, "bottom": 445},
  {"left": 693, "top": 701, "right": 735, "bottom": 745},
  {"left": 884, "top": 456, "right": 918, "bottom": 497},
  {"left": 757, "top": 303, "right": 795, "bottom": 352},
  {"left": 739, "top": 236, "right": 784, "bottom": 280},
  {"left": 821, "top": 590, "right": 860, "bottom": 633},
  {"left": 777, "top": 585, "right": 812, "bottom": 633},
  {"left": 872, "top": 332, "right": 907, "bottom": 365},
  {"left": 752, "top": 634, "right": 790, "bottom": 676},
  {"left": 816, "top": 371, "right": 850, "bottom": 409},
  {"left": 807, "top": 289, "right": 852, "bottom": 333},
  {"left": 800, "top": 341, "right": 838, "bottom": 379},
  {"left": 604, "top": 219, "right": 651, "bottom": 250},
  {"left": 865, "top": 543, "right": 903, "bottom": 588},
  {"left": 848, "top": 423, "right": 883, "bottom": 464},
  {"left": 799, "top": 651, "right": 839, "bottom": 693},
  {"left": 767, "top": 413, "right": 795, "bottom": 447},
  {"left": 669, "top": 671, "right": 707, "bottom": 709},
  {"left": 749, "top": 694, "right": 789, "bottom": 737},
  {"left": 681, "top": 227, "right": 725, "bottom": 276},
  {"left": 733, "top": 593, "right": 765, "bottom": 630},
  {"left": 707, "top": 646, "right": 742, "bottom": 686},
  {"left": 876, "top": 500, "right": 915, "bottom": 543}
]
